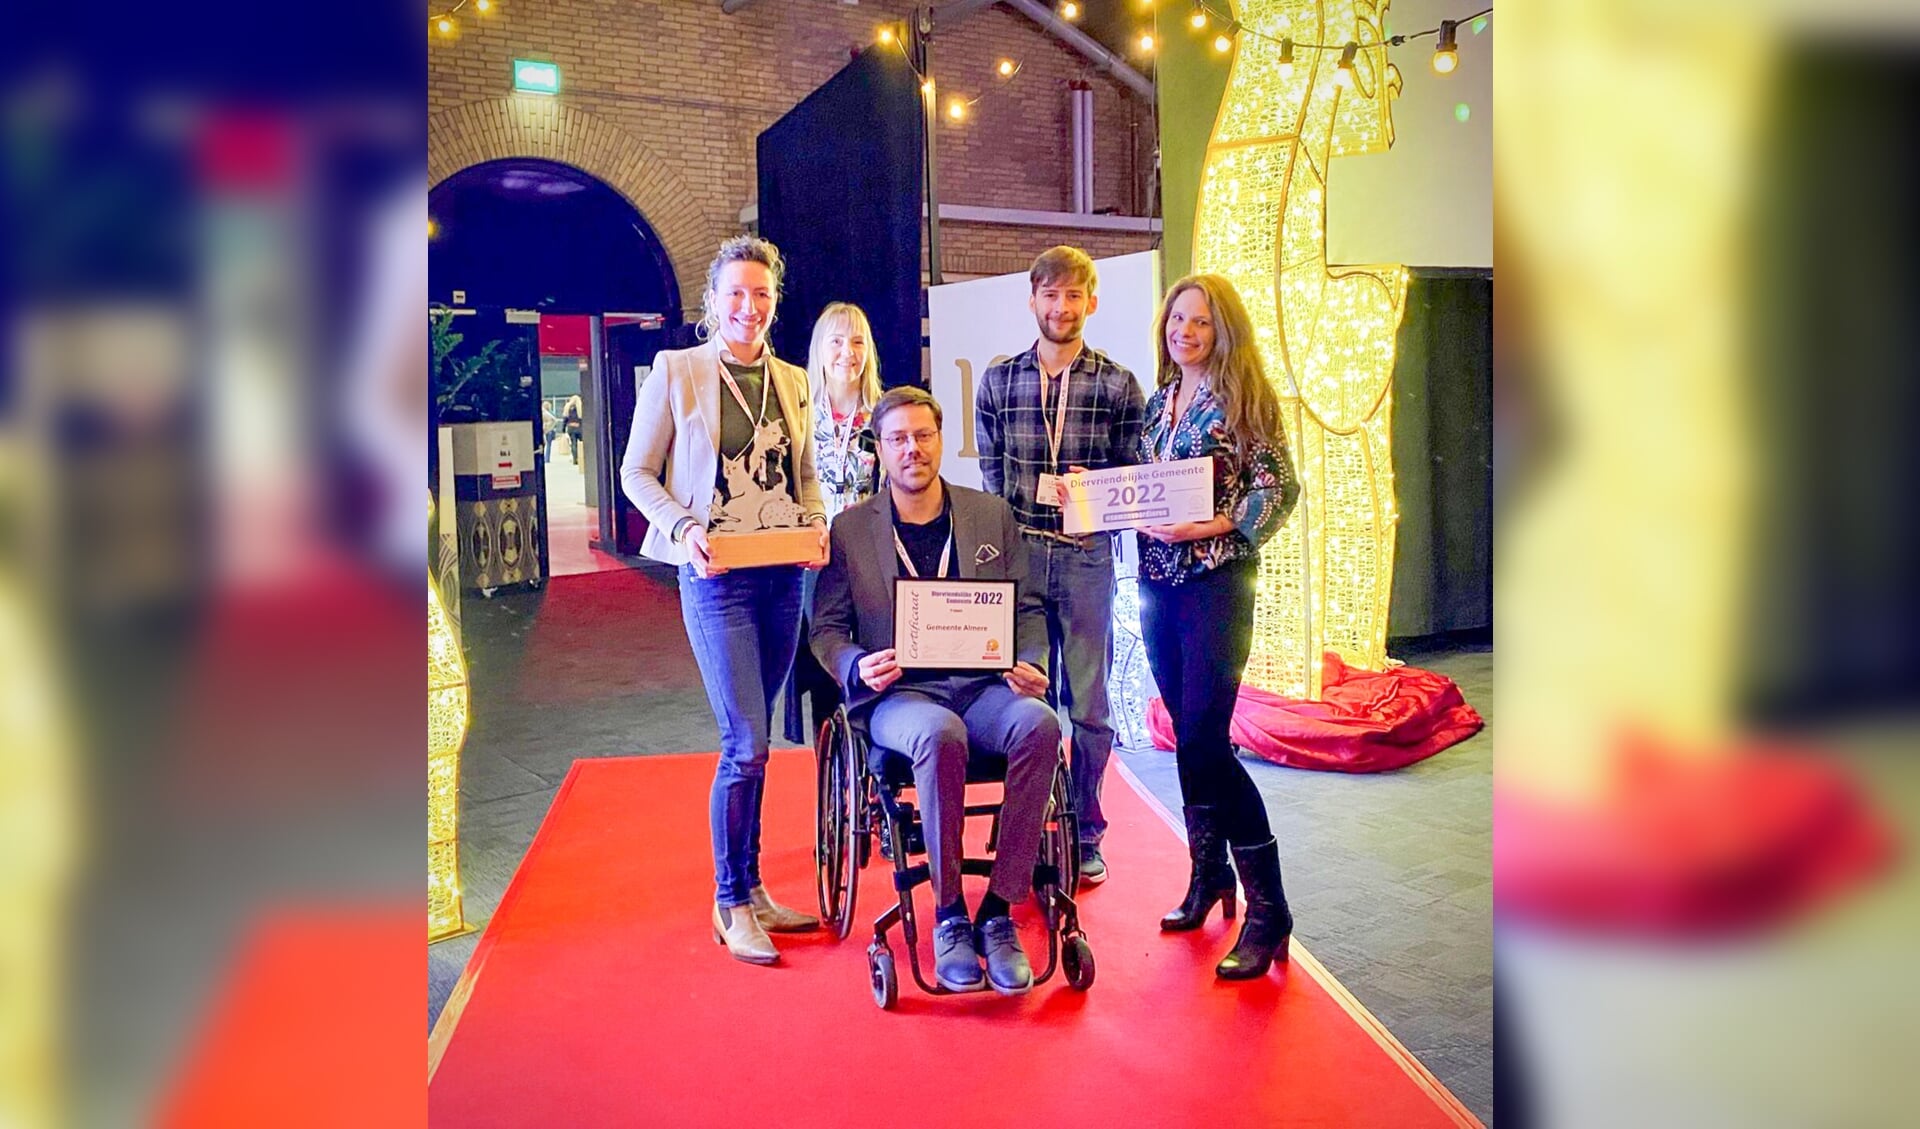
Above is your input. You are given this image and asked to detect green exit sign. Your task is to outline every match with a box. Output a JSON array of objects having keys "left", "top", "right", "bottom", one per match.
[{"left": 513, "top": 59, "right": 560, "bottom": 95}]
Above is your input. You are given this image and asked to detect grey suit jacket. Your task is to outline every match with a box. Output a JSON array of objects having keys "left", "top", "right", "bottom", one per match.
[{"left": 810, "top": 481, "right": 1049, "bottom": 712}]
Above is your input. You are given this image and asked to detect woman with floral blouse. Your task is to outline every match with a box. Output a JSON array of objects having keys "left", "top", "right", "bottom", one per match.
[
  {"left": 782, "top": 302, "right": 883, "bottom": 742},
  {"left": 1137, "top": 273, "right": 1302, "bottom": 981},
  {"left": 807, "top": 302, "right": 882, "bottom": 521}
]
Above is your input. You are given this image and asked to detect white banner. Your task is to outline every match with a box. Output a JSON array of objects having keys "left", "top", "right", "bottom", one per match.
[{"left": 927, "top": 251, "right": 1160, "bottom": 491}]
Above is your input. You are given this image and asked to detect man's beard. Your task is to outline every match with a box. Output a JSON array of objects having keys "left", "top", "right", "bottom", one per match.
[
  {"left": 893, "top": 463, "right": 936, "bottom": 492},
  {"left": 1036, "top": 315, "right": 1082, "bottom": 345}
]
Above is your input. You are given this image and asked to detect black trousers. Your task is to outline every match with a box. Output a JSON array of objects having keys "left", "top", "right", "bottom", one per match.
[{"left": 1138, "top": 558, "right": 1273, "bottom": 847}]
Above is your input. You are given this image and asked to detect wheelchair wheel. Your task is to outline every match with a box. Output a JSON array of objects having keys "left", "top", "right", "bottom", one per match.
[
  {"left": 1046, "top": 765, "right": 1081, "bottom": 898},
  {"left": 814, "top": 714, "right": 854, "bottom": 933},
  {"left": 868, "top": 944, "right": 898, "bottom": 1010},
  {"left": 830, "top": 732, "right": 861, "bottom": 939},
  {"left": 1062, "top": 934, "right": 1096, "bottom": 991}
]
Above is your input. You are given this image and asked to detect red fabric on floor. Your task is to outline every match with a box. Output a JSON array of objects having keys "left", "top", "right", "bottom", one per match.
[
  {"left": 1493, "top": 738, "right": 1896, "bottom": 935},
  {"left": 427, "top": 752, "right": 1479, "bottom": 1128},
  {"left": 1147, "top": 652, "right": 1485, "bottom": 772},
  {"left": 160, "top": 906, "right": 421, "bottom": 1128}
]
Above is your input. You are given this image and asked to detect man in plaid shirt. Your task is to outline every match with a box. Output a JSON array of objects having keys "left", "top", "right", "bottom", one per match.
[{"left": 975, "top": 246, "right": 1146, "bottom": 885}]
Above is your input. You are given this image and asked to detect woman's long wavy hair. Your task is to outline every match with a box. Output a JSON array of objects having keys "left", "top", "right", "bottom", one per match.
[
  {"left": 697, "top": 235, "right": 785, "bottom": 343},
  {"left": 1151, "top": 273, "right": 1283, "bottom": 462},
  {"left": 806, "top": 302, "right": 882, "bottom": 412}
]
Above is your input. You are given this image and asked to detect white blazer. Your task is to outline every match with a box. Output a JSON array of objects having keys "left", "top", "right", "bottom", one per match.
[{"left": 620, "top": 337, "right": 824, "bottom": 566}]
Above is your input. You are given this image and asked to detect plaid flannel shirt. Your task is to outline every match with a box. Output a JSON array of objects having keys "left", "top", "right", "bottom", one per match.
[{"left": 975, "top": 343, "right": 1147, "bottom": 535}]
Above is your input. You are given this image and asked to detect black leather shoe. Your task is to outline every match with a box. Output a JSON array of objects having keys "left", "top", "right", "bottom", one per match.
[
  {"left": 1217, "top": 838, "right": 1292, "bottom": 980},
  {"left": 976, "top": 916, "right": 1033, "bottom": 995},
  {"left": 1161, "top": 805, "right": 1238, "bottom": 931},
  {"left": 933, "top": 917, "right": 986, "bottom": 992}
]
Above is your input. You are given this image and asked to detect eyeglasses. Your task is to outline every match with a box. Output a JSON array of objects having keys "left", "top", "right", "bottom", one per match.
[{"left": 880, "top": 429, "right": 940, "bottom": 450}]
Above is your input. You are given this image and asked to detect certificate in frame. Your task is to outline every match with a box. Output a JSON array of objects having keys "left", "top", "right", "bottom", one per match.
[{"left": 892, "top": 579, "right": 1017, "bottom": 671}]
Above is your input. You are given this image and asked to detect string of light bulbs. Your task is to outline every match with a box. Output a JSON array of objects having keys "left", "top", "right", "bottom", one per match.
[
  {"left": 1181, "top": 2, "right": 1492, "bottom": 76},
  {"left": 431, "top": 0, "right": 498, "bottom": 38},
  {"left": 876, "top": 22, "right": 1027, "bottom": 123}
]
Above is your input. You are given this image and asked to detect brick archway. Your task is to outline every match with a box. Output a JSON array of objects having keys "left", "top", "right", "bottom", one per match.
[{"left": 430, "top": 98, "right": 715, "bottom": 317}]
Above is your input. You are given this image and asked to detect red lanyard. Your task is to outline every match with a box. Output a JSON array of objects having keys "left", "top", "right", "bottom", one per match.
[{"left": 717, "top": 356, "right": 771, "bottom": 452}]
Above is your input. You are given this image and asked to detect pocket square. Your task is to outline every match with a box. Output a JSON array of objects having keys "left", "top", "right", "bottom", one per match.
[{"left": 974, "top": 543, "right": 1001, "bottom": 565}]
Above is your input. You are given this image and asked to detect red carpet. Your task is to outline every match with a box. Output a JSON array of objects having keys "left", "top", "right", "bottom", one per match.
[
  {"left": 1149, "top": 653, "right": 1485, "bottom": 772},
  {"left": 429, "top": 752, "right": 1479, "bottom": 1127},
  {"left": 511, "top": 566, "right": 691, "bottom": 706}
]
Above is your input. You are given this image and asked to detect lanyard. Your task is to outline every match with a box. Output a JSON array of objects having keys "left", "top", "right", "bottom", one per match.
[
  {"left": 718, "top": 356, "right": 771, "bottom": 452},
  {"left": 829, "top": 407, "right": 863, "bottom": 469},
  {"left": 1036, "top": 354, "right": 1075, "bottom": 469},
  {"left": 892, "top": 523, "right": 953, "bottom": 578},
  {"left": 1158, "top": 378, "right": 1205, "bottom": 463}
]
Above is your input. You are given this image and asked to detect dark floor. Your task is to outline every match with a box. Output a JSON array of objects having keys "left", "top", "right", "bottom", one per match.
[{"left": 430, "top": 562, "right": 1493, "bottom": 1125}]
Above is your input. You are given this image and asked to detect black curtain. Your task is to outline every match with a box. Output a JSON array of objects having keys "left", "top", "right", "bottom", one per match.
[
  {"left": 758, "top": 46, "right": 923, "bottom": 390},
  {"left": 1388, "top": 270, "right": 1493, "bottom": 639},
  {"left": 1740, "top": 46, "right": 1920, "bottom": 718}
]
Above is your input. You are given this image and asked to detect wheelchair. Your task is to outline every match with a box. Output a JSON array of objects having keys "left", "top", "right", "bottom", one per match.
[{"left": 814, "top": 703, "right": 1096, "bottom": 1008}]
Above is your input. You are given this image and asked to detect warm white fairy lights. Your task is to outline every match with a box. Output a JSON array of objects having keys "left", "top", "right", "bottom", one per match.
[
  {"left": 1193, "top": 0, "right": 1410, "bottom": 700},
  {"left": 428, "top": 530, "right": 471, "bottom": 941}
]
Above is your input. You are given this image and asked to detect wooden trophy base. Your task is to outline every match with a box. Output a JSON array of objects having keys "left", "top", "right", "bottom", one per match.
[{"left": 706, "top": 527, "right": 825, "bottom": 570}]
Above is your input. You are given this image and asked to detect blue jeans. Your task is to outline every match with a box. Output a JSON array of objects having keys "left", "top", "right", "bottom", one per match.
[
  {"left": 679, "top": 564, "right": 805, "bottom": 907},
  {"left": 1028, "top": 533, "right": 1116, "bottom": 846}
]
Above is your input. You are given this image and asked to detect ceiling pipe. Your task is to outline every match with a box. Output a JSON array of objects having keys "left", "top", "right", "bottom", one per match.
[{"left": 999, "top": 0, "right": 1155, "bottom": 101}]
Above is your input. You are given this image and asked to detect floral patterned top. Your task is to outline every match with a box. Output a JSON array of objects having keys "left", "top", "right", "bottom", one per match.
[
  {"left": 812, "top": 398, "right": 879, "bottom": 524},
  {"left": 1136, "top": 378, "right": 1301, "bottom": 583}
]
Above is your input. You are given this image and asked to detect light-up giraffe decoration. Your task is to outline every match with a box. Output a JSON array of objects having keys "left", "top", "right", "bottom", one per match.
[
  {"left": 429, "top": 493, "right": 470, "bottom": 940},
  {"left": 1193, "top": 0, "right": 1409, "bottom": 700}
]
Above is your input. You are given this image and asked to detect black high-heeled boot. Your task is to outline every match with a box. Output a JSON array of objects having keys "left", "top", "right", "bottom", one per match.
[
  {"left": 1161, "top": 805, "right": 1238, "bottom": 931},
  {"left": 1216, "top": 838, "right": 1292, "bottom": 980}
]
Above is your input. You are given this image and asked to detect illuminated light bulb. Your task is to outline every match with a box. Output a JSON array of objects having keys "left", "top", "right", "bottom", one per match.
[
  {"left": 437, "top": 16, "right": 454, "bottom": 34},
  {"left": 922, "top": 78, "right": 935, "bottom": 96},
  {"left": 1061, "top": 2, "right": 1079, "bottom": 20},
  {"left": 475, "top": 0, "right": 490, "bottom": 11},
  {"left": 1278, "top": 37, "right": 1294, "bottom": 77},
  {"left": 1139, "top": 33, "right": 1155, "bottom": 52},
  {"left": 428, "top": 217, "right": 439, "bottom": 239},
  {"left": 1334, "top": 42, "right": 1357, "bottom": 88},
  {"left": 1190, "top": 3, "right": 1207, "bottom": 29},
  {"left": 948, "top": 97, "right": 966, "bottom": 120},
  {"left": 998, "top": 58, "right": 1015, "bottom": 77},
  {"left": 1432, "top": 20, "right": 1459, "bottom": 75},
  {"left": 879, "top": 26, "right": 895, "bottom": 44},
  {"left": 1214, "top": 33, "right": 1232, "bottom": 52}
]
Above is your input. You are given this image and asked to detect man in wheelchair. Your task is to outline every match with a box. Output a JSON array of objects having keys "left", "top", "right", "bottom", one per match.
[{"left": 811, "top": 387, "right": 1059, "bottom": 994}]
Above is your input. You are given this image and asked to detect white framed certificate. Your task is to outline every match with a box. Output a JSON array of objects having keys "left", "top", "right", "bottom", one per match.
[
  {"left": 1060, "top": 457, "right": 1215, "bottom": 535},
  {"left": 892, "top": 579, "right": 1016, "bottom": 670}
]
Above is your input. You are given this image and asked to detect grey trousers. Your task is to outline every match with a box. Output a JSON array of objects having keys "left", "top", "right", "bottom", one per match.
[{"left": 867, "top": 680, "right": 1062, "bottom": 907}]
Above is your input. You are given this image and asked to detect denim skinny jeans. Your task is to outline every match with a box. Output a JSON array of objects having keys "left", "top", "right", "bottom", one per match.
[{"left": 679, "top": 564, "right": 805, "bottom": 907}]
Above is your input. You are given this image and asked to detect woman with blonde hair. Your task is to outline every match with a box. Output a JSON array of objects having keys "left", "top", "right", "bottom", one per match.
[
  {"left": 781, "top": 302, "right": 884, "bottom": 743},
  {"left": 621, "top": 235, "right": 829, "bottom": 966},
  {"left": 1137, "top": 273, "right": 1302, "bottom": 981},
  {"left": 806, "top": 301, "right": 882, "bottom": 522}
]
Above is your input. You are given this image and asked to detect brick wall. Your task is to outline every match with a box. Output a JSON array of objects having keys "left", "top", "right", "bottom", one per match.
[
  {"left": 937, "top": 222, "right": 1155, "bottom": 280},
  {"left": 429, "top": 0, "right": 1156, "bottom": 315}
]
